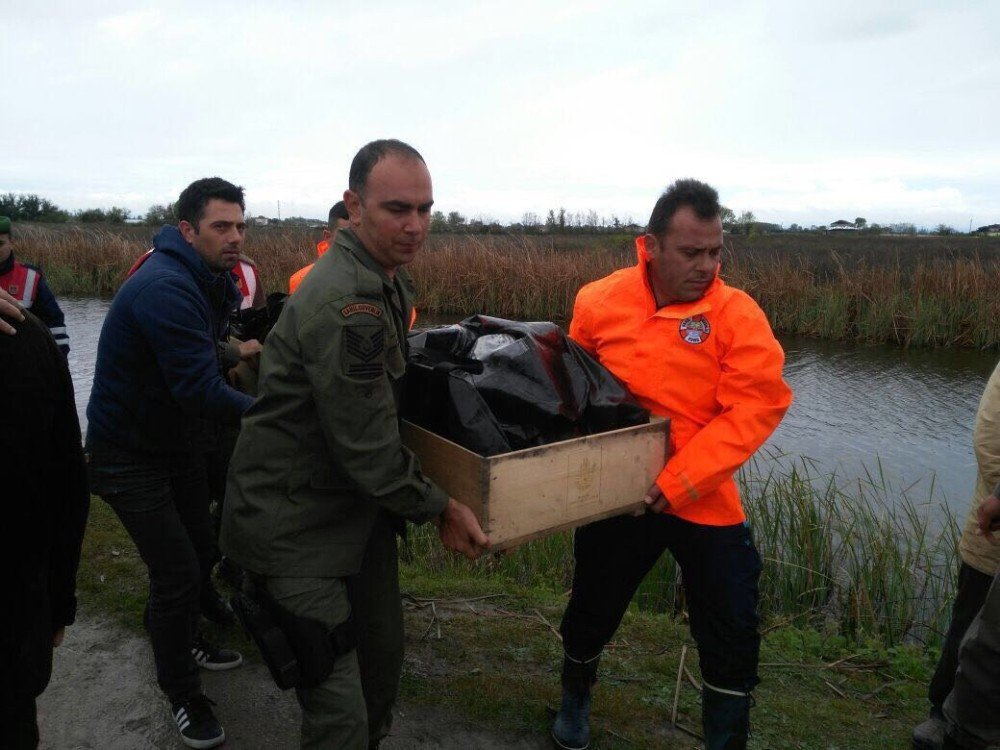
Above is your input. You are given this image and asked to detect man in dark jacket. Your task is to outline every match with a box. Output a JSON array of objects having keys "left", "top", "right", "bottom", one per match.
[
  {"left": 86, "top": 177, "right": 254, "bottom": 749},
  {"left": 0, "top": 310, "right": 89, "bottom": 749}
]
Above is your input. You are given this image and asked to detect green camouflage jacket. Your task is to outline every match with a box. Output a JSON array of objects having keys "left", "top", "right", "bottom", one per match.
[{"left": 221, "top": 228, "right": 448, "bottom": 577}]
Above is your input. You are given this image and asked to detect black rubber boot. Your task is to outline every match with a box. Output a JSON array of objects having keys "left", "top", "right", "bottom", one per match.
[
  {"left": 702, "top": 685, "right": 752, "bottom": 750},
  {"left": 912, "top": 707, "right": 946, "bottom": 750},
  {"left": 551, "top": 654, "right": 599, "bottom": 750},
  {"left": 941, "top": 726, "right": 986, "bottom": 750}
]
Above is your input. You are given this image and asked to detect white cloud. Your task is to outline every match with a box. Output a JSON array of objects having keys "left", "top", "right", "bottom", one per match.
[{"left": 2, "top": 0, "right": 999, "bottom": 229}]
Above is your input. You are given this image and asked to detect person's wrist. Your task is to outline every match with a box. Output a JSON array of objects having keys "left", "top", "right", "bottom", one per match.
[{"left": 432, "top": 499, "right": 451, "bottom": 528}]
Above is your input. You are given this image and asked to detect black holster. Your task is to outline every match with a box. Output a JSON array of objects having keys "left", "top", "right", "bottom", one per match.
[{"left": 231, "top": 583, "right": 356, "bottom": 690}]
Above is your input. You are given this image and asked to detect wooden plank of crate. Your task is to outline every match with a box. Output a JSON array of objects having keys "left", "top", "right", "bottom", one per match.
[
  {"left": 485, "top": 418, "right": 669, "bottom": 548},
  {"left": 400, "top": 421, "right": 487, "bottom": 517}
]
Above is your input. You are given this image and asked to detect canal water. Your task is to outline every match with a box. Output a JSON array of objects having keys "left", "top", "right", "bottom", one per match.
[{"left": 61, "top": 297, "right": 996, "bottom": 518}]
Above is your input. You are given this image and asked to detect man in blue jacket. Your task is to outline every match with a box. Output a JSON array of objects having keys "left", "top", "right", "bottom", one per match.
[{"left": 86, "top": 177, "right": 254, "bottom": 750}]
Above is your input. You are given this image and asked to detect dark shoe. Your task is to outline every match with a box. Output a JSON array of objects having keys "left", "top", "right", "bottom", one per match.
[
  {"left": 551, "top": 687, "right": 591, "bottom": 750},
  {"left": 200, "top": 584, "right": 237, "bottom": 626},
  {"left": 702, "top": 684, "right": 752, "bottom": 750},
  {"left": 552, "top": 652, "right": 599, "bottom": 749},
  {"left": 913, "top": 709, "right": 946, "bottom": 750},
  {"left": 191, "top": 633, "right": 243, "bottom": 671},
  {"left": 171, "top": 693, "right": 225, "bottom": 749}
]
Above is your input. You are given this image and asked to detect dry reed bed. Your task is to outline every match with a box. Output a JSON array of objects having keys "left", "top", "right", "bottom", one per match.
[{"left": 14, "top": 223, "right": 1000, "bottom": 347}]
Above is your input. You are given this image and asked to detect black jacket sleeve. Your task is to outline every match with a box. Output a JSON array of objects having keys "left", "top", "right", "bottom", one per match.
[{"left": 47, "top": 333, "right": 90, "bottom": 627}]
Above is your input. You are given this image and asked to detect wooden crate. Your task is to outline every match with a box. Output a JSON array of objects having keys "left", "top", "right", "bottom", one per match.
[{"left": 401, "top": 417, "right": 670, "bottom": 550}]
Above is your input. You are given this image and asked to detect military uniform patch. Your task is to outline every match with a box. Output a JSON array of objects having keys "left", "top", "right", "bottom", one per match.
[
  {"left": 344, "top": 325, "right": 385, "bottom": 379},
  {"left": 341, "top": 302, "right": 383, "bottom": 318},
  {"left": 679, "top": 315, "right": 711, "bottom": 344}
]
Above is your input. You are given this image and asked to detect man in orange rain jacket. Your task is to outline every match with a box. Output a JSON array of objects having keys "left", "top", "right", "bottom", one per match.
[
  {"left": 551, "top": 179, "right": 792, "bottom": 750},
  {"left": 288, "top": 201, "right": 351, "bottom": 294}
]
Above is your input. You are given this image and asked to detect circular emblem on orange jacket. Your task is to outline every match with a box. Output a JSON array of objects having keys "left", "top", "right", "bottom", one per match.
[{"left": 679, "top": 315, "right": 711, "bottom": 344}]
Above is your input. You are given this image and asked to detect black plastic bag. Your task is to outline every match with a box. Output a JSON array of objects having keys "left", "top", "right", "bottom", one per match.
[
  {"left": 229, "top": 292, "right": 288, "bottom": 343},
  {"left": 403, "top": 315, "right": 648, "bottom": 456}
]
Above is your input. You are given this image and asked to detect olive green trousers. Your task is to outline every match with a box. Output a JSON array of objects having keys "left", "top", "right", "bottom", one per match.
[
  {"left": 943, "top": 568, "right": 1000, "bottom": 748},
  {"left": 261, "top": 514, "right": 403, "bottom": 750}
]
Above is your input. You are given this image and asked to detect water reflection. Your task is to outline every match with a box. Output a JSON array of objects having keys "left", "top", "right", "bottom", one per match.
[
  {"left": 63, "top": 297, "right": 108, "bottom": 434},
  {"left": 766, "top": 335, "right": 993, "bottom": 515},
  {"left": 60, "top": 299, "right": 995, "bottom": 516}
]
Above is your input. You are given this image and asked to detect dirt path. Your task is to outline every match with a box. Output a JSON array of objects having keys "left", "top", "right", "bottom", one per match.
[{"left": 37, "top": 612, "right": 551, "bottom": 749}]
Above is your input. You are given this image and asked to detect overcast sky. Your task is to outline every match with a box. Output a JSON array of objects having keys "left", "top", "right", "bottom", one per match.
[{"left": 3, "top": 1, "right": 998, "bottom": 230}]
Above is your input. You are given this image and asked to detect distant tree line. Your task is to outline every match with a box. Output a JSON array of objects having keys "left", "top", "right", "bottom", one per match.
[
  {"left": 1, "top": 192, "right": 135, "bottom": 224},
  {"left": 427, "top": 207, "right": 646, "bottom": 235},
  {"left": 0, "top": 192, "right": 985, "bottom": 236}
]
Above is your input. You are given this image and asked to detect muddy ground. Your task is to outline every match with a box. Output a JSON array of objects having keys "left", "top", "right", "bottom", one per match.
[{"left": 37, "top": 612, "right": 551, "bottom": 749}]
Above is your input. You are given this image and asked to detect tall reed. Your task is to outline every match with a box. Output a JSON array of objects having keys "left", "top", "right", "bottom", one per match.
[
  {"left": 411, "top": 234, "right": 632, "bottom": 322},
  {"left": 13, "top": 222, "right": 1000, "bottom": 348}
]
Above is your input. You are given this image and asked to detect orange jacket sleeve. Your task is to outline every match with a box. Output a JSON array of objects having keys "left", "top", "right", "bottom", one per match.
[{"left": 655, "top": 300, "right": 792, "bottom": 511}]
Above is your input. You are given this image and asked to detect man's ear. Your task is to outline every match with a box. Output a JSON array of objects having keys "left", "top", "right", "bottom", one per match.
[
  {"left": 178, "top": 219, "right": 197, "bottom": 244},
  {"left": 344, "top": 190, "right": 362, "bottom": 227},
  {"left": 641, "top": 233, "right": 659, "bottom": 258}
]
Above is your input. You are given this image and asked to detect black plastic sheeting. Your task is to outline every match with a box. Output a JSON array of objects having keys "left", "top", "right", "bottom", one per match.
[
  {"left": 229, "top": 292, "right": 288, "bottom": 343},
  {"left": 403, "top": 315, "right": 649, "bottom": 456}
]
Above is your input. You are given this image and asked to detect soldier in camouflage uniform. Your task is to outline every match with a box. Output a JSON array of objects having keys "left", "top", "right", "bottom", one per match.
[{"left": 221, "top": 139, "right": 489, "bottom": 749}]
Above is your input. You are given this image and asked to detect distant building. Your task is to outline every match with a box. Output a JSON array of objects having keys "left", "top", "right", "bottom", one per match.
[
  {"left": 974, "top": 223, "right": 1000, "bottom": 236},
  {"left": 251, "top": 215, "right": 269, "bottom": 227},
  {"left": 827, "top": 219, "right": 857, "bottom": 232}
]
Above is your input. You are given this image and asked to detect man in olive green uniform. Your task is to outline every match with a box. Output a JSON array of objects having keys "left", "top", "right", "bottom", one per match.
[{"left": 221, "top": 139, "right": 489, "bottom": 749}]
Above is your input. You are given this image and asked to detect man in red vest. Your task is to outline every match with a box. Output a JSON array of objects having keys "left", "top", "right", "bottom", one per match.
[{"left": 0, "top": 216, "right": 70, "bottom": 355}]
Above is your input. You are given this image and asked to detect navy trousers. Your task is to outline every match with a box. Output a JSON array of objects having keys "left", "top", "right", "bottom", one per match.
[
  {"left": 87, "top": 440, "right": 214, "bottom": 702},
  {"left": 560, "top": 512, "right": 763, "bottom": 691}
]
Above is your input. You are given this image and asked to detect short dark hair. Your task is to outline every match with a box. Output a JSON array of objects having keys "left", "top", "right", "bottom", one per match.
[
  {"left": 175, "top": 177, "right": 246, "bottom": 227},
  {"left": 646, "top": 179, "right": 721, "bottom": 236},
  {"left": 348, "top": 139, "right": 425, "bottom": 197},
  {"left": 328, "top": 201, "right": 349, "bottom": 226}
]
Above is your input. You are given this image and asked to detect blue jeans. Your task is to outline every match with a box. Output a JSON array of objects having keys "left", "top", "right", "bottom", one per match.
[
  {"left": 560, "top": 512, "right": 763, "bottom": 691},
  {"left": 87, "top": 440, "right": 214, "bottom": 702}
]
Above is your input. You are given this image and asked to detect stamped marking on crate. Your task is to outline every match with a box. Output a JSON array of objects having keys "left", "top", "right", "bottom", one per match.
[{"left": 568, "top": 451, "right": 602, "bottom": 510}]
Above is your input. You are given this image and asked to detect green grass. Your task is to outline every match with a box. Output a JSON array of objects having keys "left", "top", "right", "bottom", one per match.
[
  {"left": 394, "top": 557, "right": 934, "bottom": 748},
  {"left": 78, "top": 450, "right": 953, "bottom": 748}
]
